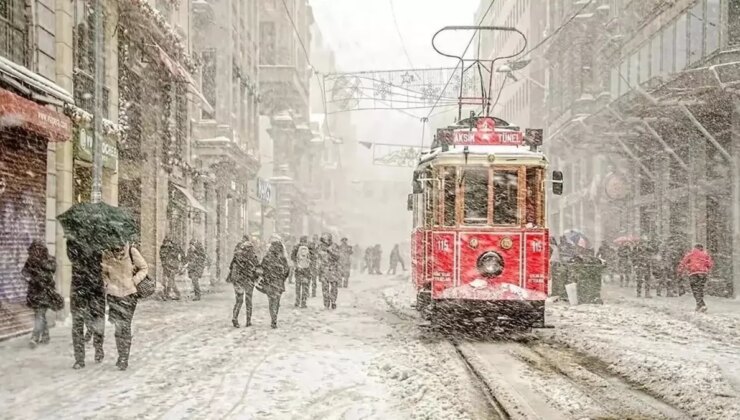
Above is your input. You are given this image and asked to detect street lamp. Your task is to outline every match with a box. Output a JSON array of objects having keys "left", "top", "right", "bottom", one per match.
[{"left": 495, "top": 63, "right": 545, "bottom": 90}]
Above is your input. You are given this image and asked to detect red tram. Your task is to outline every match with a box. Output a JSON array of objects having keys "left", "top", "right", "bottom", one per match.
[{"left": 409, "top": 116, "right": 561, "bottom": 328}]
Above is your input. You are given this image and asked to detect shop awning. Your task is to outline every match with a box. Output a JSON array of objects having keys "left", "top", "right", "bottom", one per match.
[
  {"left": 172, "top": 184, "right": 208, "bottom": 213},
  {"left": 0, "top": 55, "right": 73, "bottom": 105},
  {"left": 0, "top": 88, "right": 72, "bottom": 141},
  {"left": 155, "top": 44, "right": 215, "bottom": 115}
]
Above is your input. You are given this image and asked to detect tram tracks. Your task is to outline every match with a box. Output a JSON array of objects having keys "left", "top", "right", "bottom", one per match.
[
  {"left": 451, "top": 339, "right": 511, "bottom": 420},
  {"left": 382, "top": 288, "right": 687, "bottom": 419}
]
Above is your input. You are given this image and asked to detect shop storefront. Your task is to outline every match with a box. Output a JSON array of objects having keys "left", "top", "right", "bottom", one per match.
[{"left": 0, "top": 88, "right": 71, "bottom": 339}]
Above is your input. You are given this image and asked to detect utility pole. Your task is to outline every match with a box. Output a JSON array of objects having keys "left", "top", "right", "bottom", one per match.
[{"left": 91, "top": 0, "right": 104, "bottom": 203}]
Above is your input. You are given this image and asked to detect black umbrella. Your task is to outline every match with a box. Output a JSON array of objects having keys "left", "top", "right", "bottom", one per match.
[{"left": 58, "top": 202, "right": 138, "bottom": 252}]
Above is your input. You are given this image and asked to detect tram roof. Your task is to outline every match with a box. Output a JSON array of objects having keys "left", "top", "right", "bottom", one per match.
[{"left": 418, "top": 145, "right": 548, "bottom": 168}]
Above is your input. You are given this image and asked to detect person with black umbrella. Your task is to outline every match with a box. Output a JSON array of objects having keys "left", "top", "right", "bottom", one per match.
[
  {"left": 67, "top": 236, "right": 106, "bottom": 369},
  {"left": 58, "top": 201, "right": 139, "bottom": 369},
  {"left": 259, "top": 238, "right": 290, "bottom": 328}
]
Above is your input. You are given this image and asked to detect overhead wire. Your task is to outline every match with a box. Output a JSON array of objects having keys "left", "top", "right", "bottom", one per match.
[{"left": 388, "top": 0, "right": 418, "bottom": 72}]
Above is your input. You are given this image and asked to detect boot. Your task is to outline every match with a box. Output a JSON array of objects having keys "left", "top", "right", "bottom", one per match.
[
  {"left": 115, "top": 335, "right": 130, "bottom": 371},
  {"left": 232, "top": 318, "right": 240, "bottom": 328},
  {"left": 95, "top": 348, "right": 105, "bottom": 363},
  {"left": 73, "top": 361, "right": 85, "bottom": 369}
]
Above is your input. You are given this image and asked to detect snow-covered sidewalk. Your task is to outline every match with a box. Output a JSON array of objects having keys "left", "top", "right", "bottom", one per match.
[
  {"left": 545, "top": 285, "right": 740, "bottom": 419},
  {"left": 0, "top": 274, "right": 492, "bottom": 420}
]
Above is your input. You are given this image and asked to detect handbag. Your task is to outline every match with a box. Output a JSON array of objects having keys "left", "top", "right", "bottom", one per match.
[
  {"left": 255, "top": 277, "right": 268, "bottom": 295},
  {"left": 130, "top": 247, "right": 156, "bottom": 299}
]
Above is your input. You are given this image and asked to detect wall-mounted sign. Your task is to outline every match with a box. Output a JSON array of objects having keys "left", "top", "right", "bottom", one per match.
[
  {"left": 76, "top": 128, "right": 118, "bottom": 169},
  {"left": 257, "top": 177, "right": 272, "bottom": 204},
  {"left": 604, "top": 172, "right": 629, "bottom": 200}
]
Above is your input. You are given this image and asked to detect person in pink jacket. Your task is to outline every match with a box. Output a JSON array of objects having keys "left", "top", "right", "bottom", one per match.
[{"left": 677, "top": 244, "right": 714, "bottom": 312}]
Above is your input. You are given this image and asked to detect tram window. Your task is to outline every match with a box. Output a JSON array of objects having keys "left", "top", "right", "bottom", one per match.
[
  {"left": 493, "top": 171, "right": 518, "bottom": 225},
  {"left": 526, "top": 167, "right": 542, "bottom": 227},
  {"left": 443, "top": 169, "right": 456, "bottom": 226},
  {"left": 463, "top": 169, "right": 489, "bottom": 225}
]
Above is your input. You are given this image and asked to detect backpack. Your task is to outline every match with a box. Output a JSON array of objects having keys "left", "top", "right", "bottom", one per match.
[{"left": 296, "top": 245, "right": 310, "bottom": 269}]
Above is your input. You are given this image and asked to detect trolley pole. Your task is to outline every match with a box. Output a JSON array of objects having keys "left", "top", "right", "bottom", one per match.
[{"left": 91, "top": 0, "right": 104, "bottom": 203}]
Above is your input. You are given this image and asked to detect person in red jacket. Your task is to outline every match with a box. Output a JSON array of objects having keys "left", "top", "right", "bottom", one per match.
[{"left": 677, "top": 244, "right": 714, "bottom": 312}]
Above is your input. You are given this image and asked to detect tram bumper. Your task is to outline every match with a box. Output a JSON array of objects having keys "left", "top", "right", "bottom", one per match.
[{"left": 433, "top": 281, "right": 547, "bottom": 327}]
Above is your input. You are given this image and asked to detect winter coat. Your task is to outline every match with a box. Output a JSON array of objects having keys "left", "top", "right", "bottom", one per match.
[
  {"left": 260, "top": 244, "right": 289, "bottom": 296},
  {"left": 187, "top": 242, "right": 207, "bottom": 278},
  {"left": 678, "top": 249, "right": 714, "bottom": 276},
  {"left": 318, "top": 241, "right": 340, "bottom": 282},
  {"left": 66, "top": 237, "right": 105, "bottom": 307},
  {"left": 160, "top": 240, "right": 182, "bottom": 271},
  {"left": 389, "top": 246, "right": 402, "bottom": 264},
  {"left": 338, "top": 243, "right": 353, "bottom": 269},
  {"left": 102, "top": 244, "right": 148, "bottom": 298},
  {"left": 22, "top": 254, "right": 57, "bottom": 310},
  {"left": 228, "top": 244, "right": 260, "bottom": 288}
]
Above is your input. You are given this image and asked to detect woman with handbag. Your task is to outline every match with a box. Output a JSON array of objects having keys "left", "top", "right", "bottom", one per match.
[
  {"left": 101, "top": 241, "right": 148, "bottom": 370},
  {"left": 227, "top": 239, "right": 260, "bottom": 328},
  {"left": 22, "top": 240, "right": 59, "bottom": 348},
  {"left": 259, "top": 238, "right": 290, "bottom": 329}
]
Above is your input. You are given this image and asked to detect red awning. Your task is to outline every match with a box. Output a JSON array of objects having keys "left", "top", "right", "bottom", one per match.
[{"left": 0, "top": 88, "right": 71, "bottom": 141}]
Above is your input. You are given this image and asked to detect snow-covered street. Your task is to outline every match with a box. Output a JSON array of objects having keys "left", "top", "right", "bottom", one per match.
[{"left": 0, "top": 274, "right": 496, "bottom": 420}]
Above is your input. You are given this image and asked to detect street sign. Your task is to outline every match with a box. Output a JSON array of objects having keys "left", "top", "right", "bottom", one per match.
[{"left": 257, "top": 177, "right": 272, "bottom": 204}]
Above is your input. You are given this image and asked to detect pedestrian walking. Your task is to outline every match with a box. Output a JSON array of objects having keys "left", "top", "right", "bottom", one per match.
[
  {"left": 361, "top": 246, "right": 372, "bottom": 274},
  {"left": 67, "top": 236, "right": 106, "bottom": 369},
  {"left": 677, "top": 244, "right": 714, "bottom": 312},
  {"left": 186, "top": 239, "right": 207, "bottom": 301},
  {"left": 352, "top": 244, "right": 361, "bottom": 270},
  {"left": 160, "top": 237, "right": 183, "bottom": 300},
  {"left": 596, "top": 241, "right": 615, "bottom": 282},
  {"left": 318, "top": 233, "right": 341, "bottom": 309},
  {"left": 338, "top": 238, "right": 353, "bottom": 288},
  {"left": 373, "top": 244, "right": 383, "bottom": 275},
  {"left": 309, "top": 234, "right": 319, "bottom": 297},
  {"left": 227, "top": 239, "right": 260, "bottom": 327},
  {"left": 22, "top": 241, "right": 58, "bottom": 348},
  {"left": 634, "top": 239, "right": 652, "bottom": 298},
  {"left": 101, "top": 241, "right": 148, "bottom": 370},
  {"left": 260, "top": 239, "right": 290, "bottom": 328},
  {"left": 617, "top": 244, "right": 632, "bottom": 287},
  {"left": 387, "top": 244, "right": 406, "bottom": 275},
  {"left": 291, "top": 236, "right": 312, "bottom": 307}
]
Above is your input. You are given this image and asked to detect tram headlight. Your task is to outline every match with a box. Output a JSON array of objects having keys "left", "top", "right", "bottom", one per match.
[{"left": 476, "top": 251, "right": 504, "bottom": 278}]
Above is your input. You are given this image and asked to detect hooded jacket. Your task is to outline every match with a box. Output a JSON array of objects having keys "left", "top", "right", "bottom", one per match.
[{"left": 678, "top": 248, "right": 714, "bottom": 276}]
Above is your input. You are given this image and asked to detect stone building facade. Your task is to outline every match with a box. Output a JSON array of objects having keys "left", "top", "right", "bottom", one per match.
[{"left": 544, "top": 0, "right": 740, "bottom": 296}]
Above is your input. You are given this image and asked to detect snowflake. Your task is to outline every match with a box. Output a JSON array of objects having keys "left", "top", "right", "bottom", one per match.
[{"left": 373, "top": 80, "right": 391, "bottom": 100}]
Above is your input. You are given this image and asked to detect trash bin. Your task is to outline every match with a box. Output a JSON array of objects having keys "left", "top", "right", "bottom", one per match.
[{"left": 568, "top": 263, "right": 604, "bottom": 304}]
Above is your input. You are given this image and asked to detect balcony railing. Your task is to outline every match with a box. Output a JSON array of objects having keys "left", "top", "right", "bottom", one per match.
[
  {"left": 0, "top": 15, "right": 27, "bottom": 67},
  {"left": 74, "top": 69, "right": 110, "bottom": 119}
]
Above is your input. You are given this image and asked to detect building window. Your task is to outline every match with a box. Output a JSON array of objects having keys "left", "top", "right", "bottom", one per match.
[
  {"left": 731, "top": 0, "right": 740, "bottom": 46},
  {"left": 675, "top": 14, "right": 687, "bottom": 71},
  {"left": 201, "top": 49, "right": 216, "bottom": 119},
  {"left": 619, "top": 60, "right": 628, "bottom": 95},
  {"left": 688, "top": 1, "right": 704, "bottom": 64},
  {"left": 0, "top": 0, "right": 27, "bottom": 66},
  {"left": 610, "top": 68, "right": 619, "bottom": 98},
  {"left": 259, "top": 22, "right": 276, "bottom": 65},
  {"left": 639, "top": 43, "right": 650, "bottom": 83},
  {"left": 73, "top": 1, "right": 109, "bottom": 118},
  {"left": 662, "top": 22, "right": 675, "bottom": 75},
  {"left": 705, "top": 0, "right": 720, "bottom": 53},
  {"left": 650, "top": 34, "right": 661, "bottom": 78},
  {"left": 629, "top": 52, "right": 639, "bottom": 89}
]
